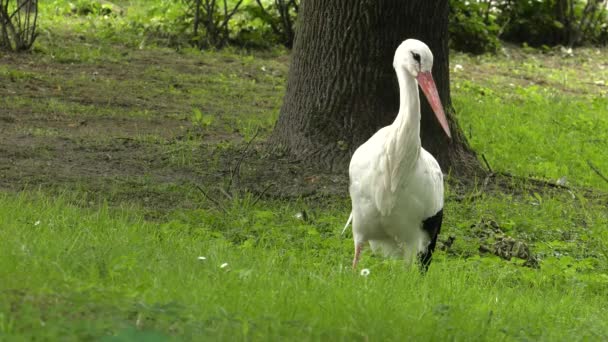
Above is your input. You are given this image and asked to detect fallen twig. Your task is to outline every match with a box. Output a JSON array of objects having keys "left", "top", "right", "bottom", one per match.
[
  {"left": 227, "top": 129, "right": 259, "bottom": 193},
  {"left": 488, "top": 171, "right": 569, "bottom": 190},
  {"left": 481, "top": 153, "right": 493, "bottom": 174},
  {"left": 450, "top": 170, "right": 577, "bottom": 203},
  {"left": 218, "top": 187, "right": 233, "bottom": 200},
  {"left": 587, "top": 160, "right": 608, "bottom": 184},
  {"left": 251, "top": 183, "right": 273, "bottom": 206},
  {"left": 195, "top": 184, "right": 227, "bottom": 213}
]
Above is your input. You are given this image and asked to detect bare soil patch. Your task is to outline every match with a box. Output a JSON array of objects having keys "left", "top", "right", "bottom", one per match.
[{"left": 0, "top": 45, "right": 348, "bottom": 212}]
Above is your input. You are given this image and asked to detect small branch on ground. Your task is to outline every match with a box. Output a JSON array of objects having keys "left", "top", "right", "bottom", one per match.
[
  {"left": 227, "top": 129, "right": 259, "bottom": 193},
  {"left": 587, "top": 160, "right": 608, "bottom": 184},
  {"left": 195, "top": 184, "right": 228, "bottom": 213},
  {"left": 452, "top": 153, "right": 494, "bottom": 202},
  {"left": 496, "top": 171, "right": 569, "bottom": 189},
  {"left": 481, "top": 153, "right": 493, "bottom": 174},
  {"left": 218, "top": 187, "right": 233, "bottom": 200},
  {"left": 251, "top": 183, "right": 273, "bottom": 206},
  {"left": 450, "top": 170, "right": 588, "bottom": 203}
]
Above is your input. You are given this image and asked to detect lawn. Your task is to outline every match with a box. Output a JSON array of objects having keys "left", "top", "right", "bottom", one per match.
[{"left": 1, "top": 1, "right": 607, "bottom": 340}]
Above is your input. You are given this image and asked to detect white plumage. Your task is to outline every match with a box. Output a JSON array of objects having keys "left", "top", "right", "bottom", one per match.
[{"left": 345, "top": 39, "right": 452, "bottom": 271}]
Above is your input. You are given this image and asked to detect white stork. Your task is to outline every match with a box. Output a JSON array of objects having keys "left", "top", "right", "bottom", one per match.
[{"left": 344, "top": 39, "right": 452, "bottom": 271}]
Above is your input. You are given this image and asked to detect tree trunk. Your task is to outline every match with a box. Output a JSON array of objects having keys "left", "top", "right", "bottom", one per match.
[{"left": 270, "top": 0, "right": 480, "bottom": 175}]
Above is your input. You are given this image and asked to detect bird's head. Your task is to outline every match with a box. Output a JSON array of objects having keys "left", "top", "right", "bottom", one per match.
[
  {"left": 393, "top": 39, "right": 434, "bottom": 78},
  {"left": 394, "top": 39, "right": 451, "bottom": 139}
]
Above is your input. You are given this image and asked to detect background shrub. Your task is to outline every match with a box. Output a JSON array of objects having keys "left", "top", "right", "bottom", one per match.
[{"left": 449, "top": 0, "right": 502, "bottom": 54}]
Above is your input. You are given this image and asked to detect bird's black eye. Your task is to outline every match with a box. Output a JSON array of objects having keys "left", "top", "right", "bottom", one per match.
[{"left": 411, "top": 52, "right": 421, "bottom": 63}]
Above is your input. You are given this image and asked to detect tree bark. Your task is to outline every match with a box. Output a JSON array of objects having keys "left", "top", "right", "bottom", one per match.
[{"left": 271, "top": 0, "right": 481, "bottom": 175}]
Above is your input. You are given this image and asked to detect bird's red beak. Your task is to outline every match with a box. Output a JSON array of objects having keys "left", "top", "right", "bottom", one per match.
[{"left": 416, "top": 72, "right": 452, "bottom": 139}]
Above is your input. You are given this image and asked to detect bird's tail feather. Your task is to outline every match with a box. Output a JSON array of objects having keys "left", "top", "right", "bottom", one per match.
[{"left": 341, "top": 212, "right": 353, "bottom": 235}]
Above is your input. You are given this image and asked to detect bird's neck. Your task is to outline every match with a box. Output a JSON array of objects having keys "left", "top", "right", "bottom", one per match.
[
  {"left": 384, "top": 65, "right": 422, "bottom": 190},
  {"left": 393, "top": 66, "right": 421, "bottom": 145}
]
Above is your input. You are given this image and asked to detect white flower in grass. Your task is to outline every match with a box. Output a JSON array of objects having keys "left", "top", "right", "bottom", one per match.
[
  {"left": 197, "top": 256, "right": 207, "bottom": 261},
  {"left": 220, "top": 262, "right": 229, "bottom": 269},
  {"left": 360, "top": 268, "right": 370, "bottom": 277},
  {"left": 34, "top": 220, "right": 40, "bottom": 226}
]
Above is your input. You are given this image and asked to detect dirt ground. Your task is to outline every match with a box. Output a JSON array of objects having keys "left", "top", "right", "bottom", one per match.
[{"left": 0, "top": 48, "right": 350, "bottom": 213}]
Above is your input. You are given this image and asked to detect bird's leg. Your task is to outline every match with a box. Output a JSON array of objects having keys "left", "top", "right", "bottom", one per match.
[
  {"left": 352, "top": 242, "right": 364, "bottom": 269},
  {"left": 403, "top": 247, "right": 417, "bottom": 270}
]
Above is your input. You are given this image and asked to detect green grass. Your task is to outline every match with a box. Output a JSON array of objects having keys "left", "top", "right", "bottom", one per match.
[
  {"left": 1, "top": 192, "right": 607, "bottom": 340},
  {"left": 452, "top": 50, "right": 608, "bottom": 191},
  {"left": 2, "top": 1, "right": 608, "bottom": 340}
]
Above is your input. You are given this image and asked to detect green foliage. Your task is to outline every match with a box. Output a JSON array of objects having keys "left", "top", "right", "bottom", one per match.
[
  {"left": 231, "top": 3, "right": 281, "bottom": 48},
  {"left": 450, "top": 0, "right": 608, "bottom": 52},
  {"left": 119, "top": 0, "right": 191, "bottom": 48},
  {"left": 498, "top": 0, "right": 608, "bottom": 46},
  {"left": 449, "top": 0, "right": 501, "bottom": 54},
  {"left": 40, "top": 0, "right": 192, "bottom": 48},
  {"left": 45, "top": 0, "right": 121, "bottom": 17},
  {"left": 69, "top": 0, "right": 115, "bottom": 16},
  {"left": 233, "top": 0, "right": 298, "bottom": 48},
  {"left": 499, "top": 0, "right": 568, "bottom": 46},
  {"left": 181, "top": 0, "right": 247, "bottom": 49}
]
